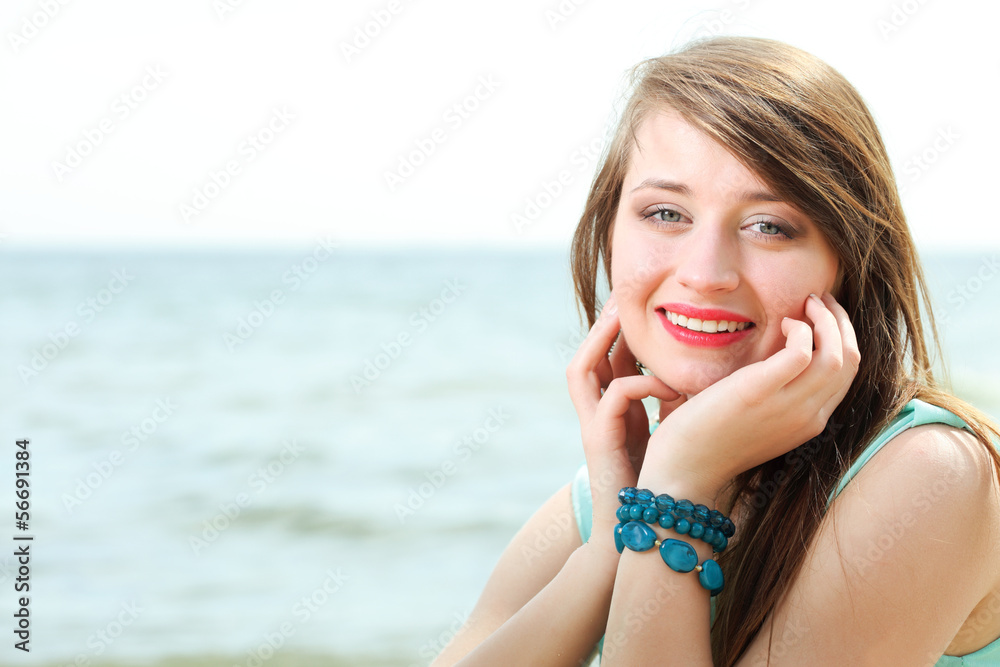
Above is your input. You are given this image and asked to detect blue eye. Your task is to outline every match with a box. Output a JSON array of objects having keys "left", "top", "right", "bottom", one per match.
[
  {"left": 747, "top": 219, "right": 793, "bottom": 240},
  {"left": 645, "top": 207, "right": 684, "bottom": 224}
]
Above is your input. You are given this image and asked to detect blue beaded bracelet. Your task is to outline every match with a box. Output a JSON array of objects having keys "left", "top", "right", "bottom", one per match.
[
  {"left": 614, "top": 520, "right": 725, "bottom": 596},
  {"left": 617, "top": 487, "right": 735, "bottom": 553}
]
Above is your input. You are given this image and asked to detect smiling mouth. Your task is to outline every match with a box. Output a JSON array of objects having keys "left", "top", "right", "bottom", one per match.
[{"left": 659, "top": 309, "right": 755, "bottom": 334}]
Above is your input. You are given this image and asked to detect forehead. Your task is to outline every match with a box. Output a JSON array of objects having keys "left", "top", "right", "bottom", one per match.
[{"left": 624, "top": 110, "right": 773, "bottom": 197}]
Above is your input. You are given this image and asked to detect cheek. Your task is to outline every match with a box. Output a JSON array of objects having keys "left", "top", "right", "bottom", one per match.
[
  {"left": 766, "top": 286, "right": 810, "bottom": 320},
  {"left": 610, "top": 232, "right": 667, "bottom": 349},
  {"left": 609, "top": 222, "right": 636, "bottom": 286},
  {"left": 610, "top": 233, "right": 644, "bottom": 302},
  {"left": 611, "top": 232, "right": 673, "bottom": 296},
  {"left": 754, "top": 261, "right": 838, "bottom": 353},
  {"left": 610, "top": 255, "right": 651, "bottom": 337}
]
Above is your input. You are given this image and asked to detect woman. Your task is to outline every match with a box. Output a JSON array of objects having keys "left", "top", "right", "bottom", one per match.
[{"left": 431, "top": 36, "right": 1000, "bottom": 665}]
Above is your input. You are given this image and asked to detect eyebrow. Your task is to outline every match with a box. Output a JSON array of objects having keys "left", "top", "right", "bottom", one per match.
[{"left": 628, "top": 178, "right": 785, "bottom": 204}]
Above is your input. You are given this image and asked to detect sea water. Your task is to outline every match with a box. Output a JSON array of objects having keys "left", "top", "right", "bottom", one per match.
[{"left": 2, "top": 247, "right": 997, "bottom": 666}]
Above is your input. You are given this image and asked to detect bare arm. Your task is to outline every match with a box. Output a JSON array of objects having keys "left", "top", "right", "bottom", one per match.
[
  {"left": 432, "top": 292, "right": 681, "bottom": 665},
  {"left": 735, "top": 424, "right": 1000, "bottom": 665},
  {"left": 599, "top": 294, "right": 999, "bottom": 663},
  {"left": 600, "top": 424, "right": 1000, "bottom": 666},
  {"left": 431, "top": 481, "right": 620, "bottom": 667}
]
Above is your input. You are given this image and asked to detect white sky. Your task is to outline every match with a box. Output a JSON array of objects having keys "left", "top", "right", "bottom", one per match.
[{"left": 1, "top": 0, "right": 997, "bottom": 250}]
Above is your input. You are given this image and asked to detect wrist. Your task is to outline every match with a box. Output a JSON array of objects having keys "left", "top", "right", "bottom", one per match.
[
  {"left": 615, "top": 484, "right": 735, "bottom": 557},
  {"left": 634, "top": 471, "right": 722, "bottom": 509},
  {"left": 610, "top": 482, "right": 735, "bottom": 598},
  {"left": 639, "top": 439, "right": 728, "bottom": 508},
  {"left": 576, "top": 537, "right": 623, "bottom": 582},
  {"left": 613, "top": 507, "right": 726, "bottom": 599}
]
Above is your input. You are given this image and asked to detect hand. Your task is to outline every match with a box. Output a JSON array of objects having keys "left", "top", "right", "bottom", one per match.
[
  {"left": 566, "top": 292, "right": 681, "bottom": 547},
  {"left": 638, "top": 292, "right": 861, "bottom": 505}
]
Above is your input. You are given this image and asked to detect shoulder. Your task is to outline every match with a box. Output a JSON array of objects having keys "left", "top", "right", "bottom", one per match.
[
  {"left": 738, "top": 423, "right": 1000, "bottom": 664},
  {"left": 831, "top": 422, "right": 1000, "bottom": 581},
  {"left": 845, "top": 422, "right": 1000, "bottom": 527}
]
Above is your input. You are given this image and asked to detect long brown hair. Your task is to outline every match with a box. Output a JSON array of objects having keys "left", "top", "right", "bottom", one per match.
[{"left": 570, "top": 36, "right": 1000, "bottom": 665}]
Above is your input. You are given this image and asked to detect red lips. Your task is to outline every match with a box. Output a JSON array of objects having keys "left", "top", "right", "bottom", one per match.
[
  {"left": 657, "top": 303, "right": 752, "bottom": 323},
  {"left": 656, "top": 304, "right": 755, "bottom": 348}
]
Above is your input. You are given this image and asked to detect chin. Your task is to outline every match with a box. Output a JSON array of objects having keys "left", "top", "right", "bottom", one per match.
[
  {"left": 644, "top": 360, "right": 733, "bottom": 397},
  {"left": 633, "top": 329, "right": 781, "bottom": 397}
]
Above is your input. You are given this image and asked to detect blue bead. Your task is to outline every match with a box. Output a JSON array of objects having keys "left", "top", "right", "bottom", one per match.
[
  {"left": 693, "top": 504, "right": 710, "bottom": 523},
  {"left": 628, "top": 505, "right": 644, "bottom": 520},
  {"left": 688, "top": 522, "right": 705, "bottom": 539},
  {"left": 649, "top": 420, "right": 660, "bottom": 435},
  {"left": 709, "top": 510, "right": 724, "bottom": 527},
  {"left": 620, "top": 521, "right": 657, "bottom": 552},
  {"left": 714, "top": 533, "right": 728, "bottom": 553},
  {"left": 635, "top": 489, "right": 654, "bottom": 505},
  {"left": 616, "top": 506, "right": 630, "bottom": 522},
  {"left": 658, "top": 512, "right": 675, "bottom": 529},
  {"left": 703, "top": 527, "right": 717, "bottom": 544},
  {"left": 674, "top": 518, "right": 691, "bottom": 535},
  {"left": 642, "top": 507, "right": 659, "bottom": 523},
  {"left": 722, "top": 518, "right": 735, "bottom": 538},
  {"left": 659, "top": 538, "right": 698, "bottom": 573},
  {"left": 675, "top": 499, "right": 694, "bottom": 518},
  {"left": 654, "top": 494, "right": 675, "bottom": 512},
  {"left": 614, "top": 523, "right": 625, "bottom": 554},
  {"left": 619, "top": 487, "right": 637, "bottom": 505},
  {"left": 699, "top": 559, "right": 725, "bottom": 596}
]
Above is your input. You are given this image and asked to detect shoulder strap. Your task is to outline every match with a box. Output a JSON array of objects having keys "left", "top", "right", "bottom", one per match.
[
  {"left": 571, "top": 463, "right": 593, "bottom": 544},
  {"left": 826, "top": 399, "right": 971, "bottom": 506},
  {"left": 571, "top": 420, "right": 662, "bottom": 545}
]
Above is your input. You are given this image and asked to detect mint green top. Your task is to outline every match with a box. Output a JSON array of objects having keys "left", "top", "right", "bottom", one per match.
[{"left": 570, "top": 399, "right": 1000, "bottom": 665}]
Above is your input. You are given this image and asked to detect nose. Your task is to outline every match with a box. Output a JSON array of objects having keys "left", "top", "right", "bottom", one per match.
[{"left": 673, "top": 227, "right": 739, "bottom": 294}]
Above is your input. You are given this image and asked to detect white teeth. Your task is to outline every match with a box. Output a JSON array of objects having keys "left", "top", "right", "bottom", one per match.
[{"left": 664, "top": 311, "right": 750, "bottom": 333}]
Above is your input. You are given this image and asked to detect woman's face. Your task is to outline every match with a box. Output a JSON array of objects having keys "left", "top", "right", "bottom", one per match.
[{"left": 610, "top": 110, "right": 840, "bottom": 396}]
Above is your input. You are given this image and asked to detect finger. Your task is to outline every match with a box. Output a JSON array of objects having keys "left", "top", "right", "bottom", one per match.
[
  {"left": 738, "top": 316, "right": 814, "bottom": 399},
  {"left": 594, "top": 375, "right": 681, "bottom": 430},
  {"left": 586, "top": 303, "right": 620, "bottom": 394},
  {"left": 822, "top": 292, "right": 861, "bottom": 372},
  {"left": 609, "top": 330, "right": 641, "bottom": 379},
  {"left": 787, "top": 293, "right": 846, "bottom": 405},
  {"left": 781, "top": 315, "right": 814, "bottom": 364},
  {"left": 777, "top": 294, "right": 850, "bottom": 421},
  {"left": 782, "top": 293, "right": 860, "bottom": 436},
  {"left": 803, "top": 292, "right": 843, "bottom": 372},
  {"left": 814, "top": 292, "right": 861, "bottom": 415},
  {"left": 566, "top": 297, "right": 623, "bottom": 415},
  {"left": 657, "top": 392, "right": 688, "bottom": 421}
]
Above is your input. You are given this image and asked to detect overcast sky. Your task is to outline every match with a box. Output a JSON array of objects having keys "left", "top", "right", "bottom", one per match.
[{"left": 1, "top": 0, "right": 997, "bottom": 251}]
